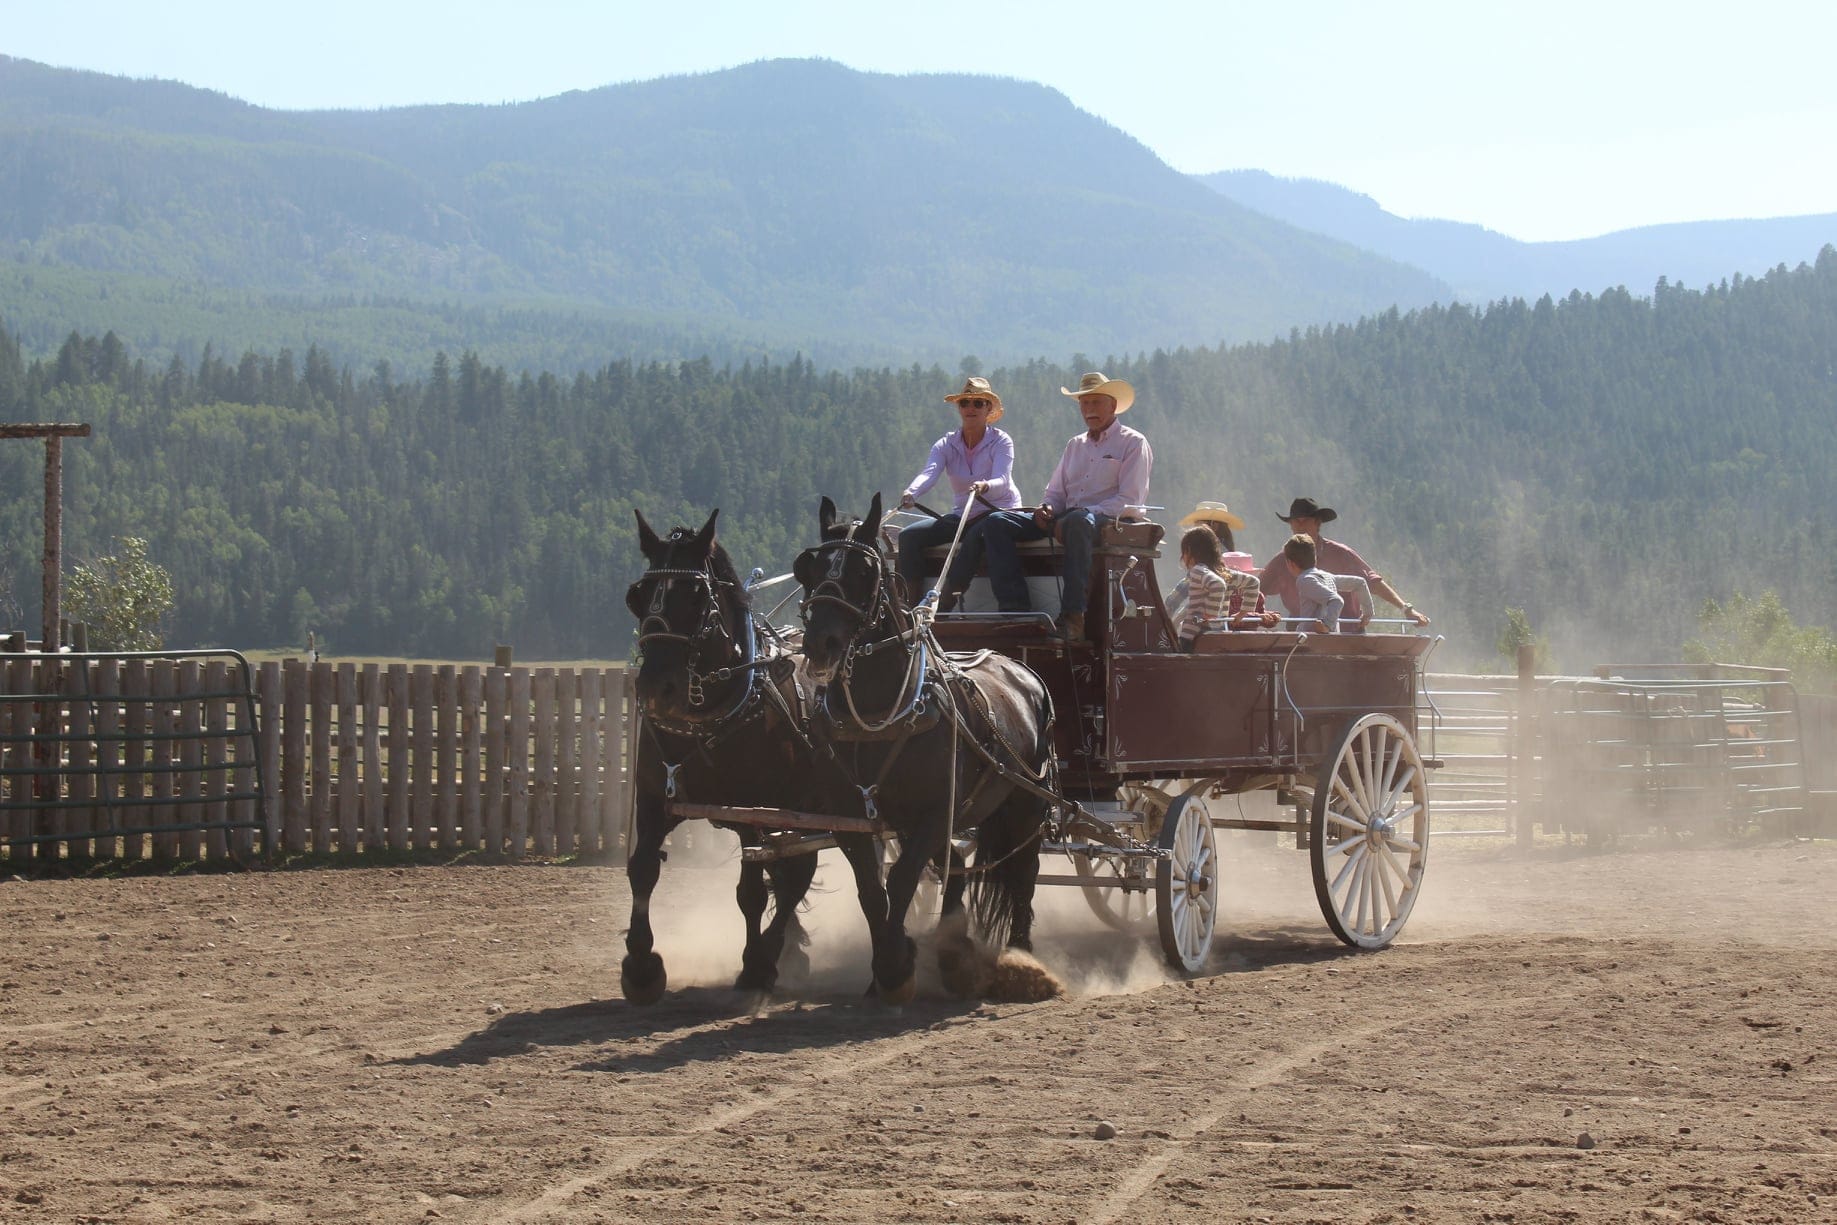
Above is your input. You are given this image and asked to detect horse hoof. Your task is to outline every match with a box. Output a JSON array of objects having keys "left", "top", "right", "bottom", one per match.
[
  {"left": 733, "top": 967, "right": 777, "bottom": 994},
  {"left": 621, "top": 955, "right": 668, "bottom": 1006},
  {"left": 877, "top": 974, "right": 918, "bottom": 1006}
]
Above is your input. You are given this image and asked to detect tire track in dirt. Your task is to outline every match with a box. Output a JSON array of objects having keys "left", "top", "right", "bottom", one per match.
[
  {"left": 485, "top": 996, "right": 1070, "bottom": 1224},
  {"left": 1082, "top": 979, "right": 1592, "bottom": 1224}
]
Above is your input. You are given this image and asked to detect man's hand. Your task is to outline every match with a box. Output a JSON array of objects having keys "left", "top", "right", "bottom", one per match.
[
  {"left": 969, "top": 480, "right": 989, "bottom": 495},
  {"left": 899, "top": 492, "right": 916, "bottom": 510},
  {"left": 1032, "top": 503, "right": 1054, "bottom": 530},
  {"left": 1407, "top": 607, "right": 1431, "bottom": 627}
]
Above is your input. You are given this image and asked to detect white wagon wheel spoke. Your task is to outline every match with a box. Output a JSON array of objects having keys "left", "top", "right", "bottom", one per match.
[
  {"left": 1156, "top": 792, "right": 1218, "bottom": 974},
  {"left": 1311, "top": 713, "right": 1431, "bottom": 950}
]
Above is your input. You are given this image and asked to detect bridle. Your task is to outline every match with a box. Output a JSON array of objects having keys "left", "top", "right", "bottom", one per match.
[
  {"left": 797, "top": 532, "right": 929, "bottom": 734},
  {"left": 627, "top": 550, "right": 758, "bottom": 724},
  {"left": 797, "top": 535, "right": 895, "bottom": 634}
]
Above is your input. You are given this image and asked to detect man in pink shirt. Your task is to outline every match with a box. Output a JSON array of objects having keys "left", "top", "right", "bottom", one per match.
[
  {"left": 1257, "top": 497, "right": 1431, "bottom": 628},
  {"left": 974, "top": 371, "right": 1152, "bottom": 641}
]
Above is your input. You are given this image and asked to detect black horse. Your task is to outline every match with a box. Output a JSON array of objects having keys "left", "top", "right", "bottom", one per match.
[
  {"left": 794, "top": 494, "right": 1062, "bottom": 1004},
  {"left": 623, "top": 508, "right": 841, "bottom": 1004}
]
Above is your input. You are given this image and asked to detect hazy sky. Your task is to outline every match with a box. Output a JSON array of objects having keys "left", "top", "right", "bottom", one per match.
[{"left": 6, "top": 0, "right": 1834, "bottom": 242}]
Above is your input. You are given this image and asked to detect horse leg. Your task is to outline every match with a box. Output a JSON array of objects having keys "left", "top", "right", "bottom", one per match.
[
  {"left": 999, "top": 819, "right": 1046, "bottom": 953},
  {"left": 837, "top": 832, "right": 890, "bottom": 995},
  {"left": 621, "top": 790, "right": 673, "bottom": 1005},
  {"left": 874, "top": 823, "right": 943, "bottom": 1004},
  {"left": 732, "top": 848, "right": 773, "bottom": 993},
  {"left": 737, "top": 849, "right": 819, "bottom": 991}
]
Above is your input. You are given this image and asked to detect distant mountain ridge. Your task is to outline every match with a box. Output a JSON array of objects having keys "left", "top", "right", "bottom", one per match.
[
  {"left": 0, "top": 56, "right": 1449, "bottom": 369},
  {"left": 1200, "top": 169, "right": 1837, "bottom": 302}
]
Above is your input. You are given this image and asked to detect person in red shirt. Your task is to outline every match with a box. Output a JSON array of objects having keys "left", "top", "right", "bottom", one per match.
[{"left": 1256, "top": 497, "right": 1430, "bottom": 628}]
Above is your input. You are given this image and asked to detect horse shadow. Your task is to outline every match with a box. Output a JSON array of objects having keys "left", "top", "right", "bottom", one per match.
[{"left": 391, "top": 986, "right": 983, "bottom": 1073}]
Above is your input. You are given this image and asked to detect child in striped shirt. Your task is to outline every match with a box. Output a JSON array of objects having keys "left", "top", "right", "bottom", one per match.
[{"left": 1176, "top": 526, "right": 1263, "bottom": 649}]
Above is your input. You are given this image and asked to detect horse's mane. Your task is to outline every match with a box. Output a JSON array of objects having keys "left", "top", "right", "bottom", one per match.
[{"left": 663, "top": 526, "right": 751, "bottom": 610}]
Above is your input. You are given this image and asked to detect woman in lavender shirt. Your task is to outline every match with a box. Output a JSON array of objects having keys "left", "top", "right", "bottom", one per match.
[{"left": 894, "top": 376, "right": 1022, "bottom": 608}]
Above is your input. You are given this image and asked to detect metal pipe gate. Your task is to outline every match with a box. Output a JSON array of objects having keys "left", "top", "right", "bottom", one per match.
[{"left": 0, "top": 649, "right": 267, "bottom": 862}]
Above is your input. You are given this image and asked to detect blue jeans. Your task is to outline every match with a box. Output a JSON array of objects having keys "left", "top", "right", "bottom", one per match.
[
  {"left": 979, "top": 508, "right": 1103, "bottom": 615},
  {"left": 895, "top": 513, "right": 984, "bottom": 602}
]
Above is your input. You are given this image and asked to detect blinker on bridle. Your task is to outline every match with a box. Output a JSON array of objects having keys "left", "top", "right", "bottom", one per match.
[{"left": 798, "top": 536, "right": 890, "bottom": 629}]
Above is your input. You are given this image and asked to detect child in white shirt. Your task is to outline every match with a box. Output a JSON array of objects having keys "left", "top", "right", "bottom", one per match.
[{"left": 1283, "top": 533, "right": 1343, "bottom": 633}]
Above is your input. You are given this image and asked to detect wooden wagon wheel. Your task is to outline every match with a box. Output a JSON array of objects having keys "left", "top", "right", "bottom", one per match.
[
  {"left": 1072, "top": 785, "right": 1160, "bottom": 931},
  {"left": 1309, "top": 713, "right": 1429, "bottom": 949},
  {"left": 1155, "top": 791, "right": 1218, "bottom": 972}
]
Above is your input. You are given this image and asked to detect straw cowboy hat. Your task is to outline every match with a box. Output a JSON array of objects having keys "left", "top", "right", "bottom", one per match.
[
  {"left": 1178, "top": 501, "right": 1247, "bottom": 531},
  {"left": 945, "top": 376, "right": 1004, "bottom": 423},
  {"left": 1276, "top": 496, "right": 1338, "bottom": 524},
  {"left": 1059, "top": 371, "right": 1135, "bottom": 413}
]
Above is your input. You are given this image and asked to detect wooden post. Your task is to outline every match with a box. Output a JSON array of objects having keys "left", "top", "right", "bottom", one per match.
[
  {"left": 610, "top": 669, "right": 634, "bottom": 860},
  {"left": 459, "top": 667, "right": 483, "bottom": 850},
  {"left": 386, "top": 665, "right": 410, "bottom": 852},
  {"left": 1516, "top": 643, "right": 1537, "bottom": 848},
  {"left": 0, "top": 425, "right": 95, "bottom": 652},
  {"left": 336, "top": 664, "right": 360, "bottom": 855},
  {"left": 555, "top": 668, "right": 578, "bottom": 856},
  {"left": 92, "top": 657, "right": 121, "bottom": 861},
  {"left": 281, "top": 660, "right": 308, "bottom": 855},
  {"left": 435, "top": 665, "right": 458, "bottom": 850},
  {"left": 508, "top": 668, "right": 531, "bottom": 858},
  {"left": 125, "top": 659, "right": 153, "bottom": 861},
  {"left": 410, "top": 664, "right": 434, "bottom": 850},
  {"left": 150, "top": 661, "right": 179, "bottom": 859},
  {"left": 483, "top": 667, "right": 508, "bottom": 854},
  {"left": 309, "top": 663, "right": 334, "bottom": 853},
  {"left": 531, "top": 668, "right": 556, "bottom": 856},
  {"left": 361, "top": 664, "right": 384, "bottom": 850},
  {"left": 494, "top": 644, "right": 514, "bottom": 668},
  {"left": 204, "top": 660, "right": 230, "bottom": 862},
  {"left": 577, "top": 669, "right": 602, "bottom": 856}
]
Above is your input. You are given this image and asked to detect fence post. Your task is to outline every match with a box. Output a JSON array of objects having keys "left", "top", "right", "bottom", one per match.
[
  {"left": 1515, "top": 643, "right": 1536, "bottom": 848},
  {"left": 336, "top": 664, "right": 360, "bottom": 855}
]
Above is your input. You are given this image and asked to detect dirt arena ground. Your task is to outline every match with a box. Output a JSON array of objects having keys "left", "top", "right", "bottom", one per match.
[{"left": 3, "top": 831, "right": 1834, "bottom": 1224}]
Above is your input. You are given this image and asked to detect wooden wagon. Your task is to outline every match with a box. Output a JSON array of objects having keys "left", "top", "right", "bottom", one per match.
[{"left": 911, "top": 514, "right": 1442, "bottom": 970}]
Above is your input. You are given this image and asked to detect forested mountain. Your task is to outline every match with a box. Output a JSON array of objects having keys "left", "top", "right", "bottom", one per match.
[
  {"left": 4, "top": 250, "right": 1835, "bottom": 669},
  {"left": 1202, "top": 169, "right": 1837, "bottom": 304},
  {"left": 0, "top": 56, "right": 1445, "bottom": 373}
]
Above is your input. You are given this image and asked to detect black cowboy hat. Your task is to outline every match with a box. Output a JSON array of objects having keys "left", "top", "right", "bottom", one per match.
[{"left": 1276, "top": 496, "right": 1338, "bottom": 524}]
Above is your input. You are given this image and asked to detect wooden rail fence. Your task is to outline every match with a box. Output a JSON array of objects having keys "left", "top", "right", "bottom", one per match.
[{"left": 1, "top": 658, "right": 636, "bottom": 863}]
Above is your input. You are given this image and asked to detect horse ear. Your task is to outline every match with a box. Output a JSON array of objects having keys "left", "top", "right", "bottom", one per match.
[
  {"left": 695, "top": 508, "right": 720, "bottom": 553},
  {"left": 858, "top": 492, "right": 883, "bottom": 542},
  {"left": 819, "top": 496, "right": 838, "bottom": 535},
  {"left": 634, "top": 509, "right": 662, "bottom": 560},
  {"left": 792, "top": 548, "right": 821, "bottom": 590}
]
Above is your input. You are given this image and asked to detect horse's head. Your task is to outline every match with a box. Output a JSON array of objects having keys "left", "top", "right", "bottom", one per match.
[
  {"left": 627, "top": 508, "right": 750, "bottom": 721},
  {"left": 794, "top": 494, "right": 888, "bottom": 684}
]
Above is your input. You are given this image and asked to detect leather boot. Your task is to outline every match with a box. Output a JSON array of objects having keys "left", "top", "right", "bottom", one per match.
[{"left": 1056, "top": 611, "right": 1086, "bottom": 641}]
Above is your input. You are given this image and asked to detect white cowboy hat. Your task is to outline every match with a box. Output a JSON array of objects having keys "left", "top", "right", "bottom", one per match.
[
  {"left": 1178, "top": 501, "right": 1246, "bottom": 532},
  {"left": 1059, "top": 371, "right": 1135, "bottom": 413},
  {"left": 944, "top": 376, "right": 1004, "bottom": 423}
]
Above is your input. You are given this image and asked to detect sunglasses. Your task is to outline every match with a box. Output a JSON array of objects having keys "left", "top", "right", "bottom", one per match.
[{"left": 958, "top": 398, "right": 991, "bottom": 410}]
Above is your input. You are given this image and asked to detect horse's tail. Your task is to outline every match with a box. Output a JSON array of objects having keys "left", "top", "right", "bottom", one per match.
[
  {"left": 965, "top": 780, "right": 1049, "bottom": 949},
  {"left": 966, "top": 829, "right": 1023, "bottom": 948}
]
